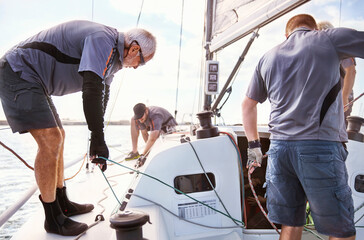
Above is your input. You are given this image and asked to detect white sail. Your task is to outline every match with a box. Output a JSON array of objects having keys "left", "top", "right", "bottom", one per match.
[{"left": 210, "top": 0, "right": 310, "bottom": 52}]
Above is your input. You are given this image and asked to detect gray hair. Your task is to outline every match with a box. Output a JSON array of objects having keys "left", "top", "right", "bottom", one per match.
[
  {"left": 317, "top": 21, "right": 334, "bottom": 30},
  {"left": 125, "top": 28, "right": 157, "bottom": 60}
]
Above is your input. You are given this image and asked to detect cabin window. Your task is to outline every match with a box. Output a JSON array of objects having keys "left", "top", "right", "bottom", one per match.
[
  {"left": 354, "top": 175, "right": 364, "bottom": 193},
  {"left": 174, "top": 173, "right": 216, "bottom": 194}
]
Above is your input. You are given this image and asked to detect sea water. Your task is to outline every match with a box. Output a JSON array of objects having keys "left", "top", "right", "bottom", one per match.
[{"left": 0, "top": 125, "right": 133, "bottom": 239}]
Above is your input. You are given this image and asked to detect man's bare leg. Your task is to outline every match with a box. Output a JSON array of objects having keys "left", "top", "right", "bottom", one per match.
[
  {"left": 56, "top": 128, "right": 65, "bottom": 188},
  {"left": 30, "top": 127, "right": 63, "bottom": 203},
  {"left": 280, "top": 225, "right": 303, "bottom": 240}
]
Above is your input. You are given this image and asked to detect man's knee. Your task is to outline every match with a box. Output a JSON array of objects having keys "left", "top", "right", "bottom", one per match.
[{"left": 31, "top": 127, "right": 64, "bottom": 152}]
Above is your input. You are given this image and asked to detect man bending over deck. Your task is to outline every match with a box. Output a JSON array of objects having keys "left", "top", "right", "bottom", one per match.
[
  {"left": 0, "top": 20, "right": 156, "bottom": 236},
  {"left": 242, "top": 14, "right": 364, "bottom": 240}
]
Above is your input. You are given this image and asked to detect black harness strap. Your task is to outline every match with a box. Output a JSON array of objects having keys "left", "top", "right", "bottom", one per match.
[
  {"left": 19, "top": 42, "right": 80, "bottom": 64},
  {"left": 320, "top": 79, "right": 342, "bottom": 125}
]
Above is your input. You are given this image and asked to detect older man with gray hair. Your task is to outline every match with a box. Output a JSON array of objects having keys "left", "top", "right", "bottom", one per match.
[{"left": 0, "top": 20, "right": 156, "bottom": 236}]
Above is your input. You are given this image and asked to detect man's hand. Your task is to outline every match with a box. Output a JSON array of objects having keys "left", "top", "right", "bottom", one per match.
[
  {"left": 135, "top": 155, "right": 147, "bottom": 168},
  {"left": 247, "top": 147, "right": 263, "bottom": 174},
  {"left": 90, "top": 132, "right": 109, "bottom": 171},
  {"left": 91, "top": 157, "right": 107, "bottom": 172}
]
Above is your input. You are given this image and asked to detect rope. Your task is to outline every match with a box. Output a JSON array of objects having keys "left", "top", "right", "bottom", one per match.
[
  {"left": 0, "top": 140, "right": 34, "bottom": 170},
  {"left": 344, "top": 91, "right": 364, "bottom": 109},
  {"left": 99, "top": 167, "right": 123, "bottom": 207},
  {"left": 0, "top": 139, "right": 87, "bottom": 181},
  {"left": 174, "top": 0, "right": 185, "bottom": 119},
  {"left": 248, "top": 164, "right": 280, "bottom": 234},
  {"left": 64, "top": 154, "right": 87, "bottom": 181},
  {"left": 73, "top": 169, "right": 130, "bottom": 240}
]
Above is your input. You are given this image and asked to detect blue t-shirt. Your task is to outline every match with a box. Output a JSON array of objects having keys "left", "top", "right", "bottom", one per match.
[
  {"left": 4, "top": 20, "right": 124, "bottom": 96},
  {"left": 246, "top": 27, "right": 364, "bottom": 142}
]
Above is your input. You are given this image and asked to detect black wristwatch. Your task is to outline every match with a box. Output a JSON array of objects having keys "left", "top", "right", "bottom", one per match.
[{"left": 248, "top": 139, "right": 261, "bottom": 149}]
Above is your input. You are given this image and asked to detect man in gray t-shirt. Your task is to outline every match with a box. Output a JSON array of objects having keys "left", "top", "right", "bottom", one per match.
[
  {"left": 125, "top": 103, "right": 177, "bottom": 164},
  {"left": 0, "top": 20, "right": 156, "bottom": 236},
  {"left": 242, "top": 14, "right": 364, "bottom": 239}
]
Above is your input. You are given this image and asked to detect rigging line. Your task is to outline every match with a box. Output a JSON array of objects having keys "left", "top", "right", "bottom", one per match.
[
  {"left": 174, "top": 0, "right": 185, "bottom": 119},
  {"left": 0, "top": 138, "right": 90, "bottom": 182},
  {"left": 91, "top": 0, "right": 94, "bottom": 21},
  {"left": 73, "top": 174, "right": 127, "bottom": 240},
  {"left": 339, "top": 0, "right": 342, "bottom": 27},
  {"left": 64, "top": 154, "right": 87, "bottom": 181},
  {"left": 100, "top": 157, "right": 245, "bottom": 225},
  {"left": 105, "top": 71, "right": 126, "bottom": 128},
  {"left": 0, "top": 140, "right": 34, "bottom": 170},
  {"left": 344, "top": 91, "right": 364, "bottom": 109},
  {"left": 99, "top": 167, "right": 123, "bottom": 207},
  {"left": 136, "top": 0, "right": 145, "bottom": 27},
  {"left": 187, "top": 141, "right": 240, "bottom": 226},
  {"left": 355, "top": 212, "right": 364, "bottom": 224}
]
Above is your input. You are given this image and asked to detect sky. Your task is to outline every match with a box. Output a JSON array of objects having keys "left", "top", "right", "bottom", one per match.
[{"left": 0, "top": 0, "right": 363, "bottom": 125}]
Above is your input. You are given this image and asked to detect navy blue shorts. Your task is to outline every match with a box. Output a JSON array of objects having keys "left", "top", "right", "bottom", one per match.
[
  {"left": 266, "top": 140, "right": 355, "bottom": 238},
  {"left": 0, "top": 61, "right": 62, "bottom": 133}
]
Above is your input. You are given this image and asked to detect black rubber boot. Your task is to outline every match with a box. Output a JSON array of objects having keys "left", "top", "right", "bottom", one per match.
[
  {"left": 39, "top": 195, "right": 88, "bottom": 236},
  {"left": 56, "top": 186, "right": 94, "bottom": 217}
]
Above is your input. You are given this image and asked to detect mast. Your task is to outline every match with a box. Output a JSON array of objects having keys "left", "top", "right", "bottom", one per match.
[{"left": 203, "top": 0, "right": 214, "bottom": 111}]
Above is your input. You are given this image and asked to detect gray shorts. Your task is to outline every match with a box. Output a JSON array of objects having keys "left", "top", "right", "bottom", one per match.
[
  {"left": 266, "top": 140, "right": 355, "bottom": 238},
  {"left": 0, "top": 61, "right": 62, "bottom": 133}
]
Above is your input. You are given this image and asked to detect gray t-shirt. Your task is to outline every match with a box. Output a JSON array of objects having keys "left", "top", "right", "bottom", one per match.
[
  {"left": 246, "top": 27, "right": 364, "bottom": 142},
  {"left": 136, "top": 106, "right": 177, "bottom": 132},
  {"left": 4, "top": 20, "right": 124, "bottom": 96}
]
